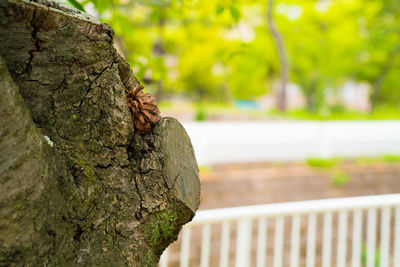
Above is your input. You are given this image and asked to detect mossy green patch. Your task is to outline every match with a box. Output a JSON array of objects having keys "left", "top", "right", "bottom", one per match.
[
  {"left": 146, "top": 206, "right": 179, "bottom": 247},
  {"left": 331, "top": 171, "right": 350, "bottom": 187},
  {"left": 306, "top": 157, "right": 342, "bottom": 169}
]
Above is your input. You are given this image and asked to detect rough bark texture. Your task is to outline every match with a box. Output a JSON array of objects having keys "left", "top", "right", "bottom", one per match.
[{"left": 0, "top": 0, "right": 200, "bottom": 266}]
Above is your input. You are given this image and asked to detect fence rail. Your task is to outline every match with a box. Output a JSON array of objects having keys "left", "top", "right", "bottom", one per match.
[{"left": 159, "top": 194, "right": 400, "bottom": 267}]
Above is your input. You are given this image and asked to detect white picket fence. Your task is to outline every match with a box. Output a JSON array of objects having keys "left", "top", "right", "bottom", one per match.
[{"left": 159, "top": 194, "right": 400, "bottom": 267}]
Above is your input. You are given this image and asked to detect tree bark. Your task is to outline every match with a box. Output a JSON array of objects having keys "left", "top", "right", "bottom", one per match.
[
  {"left": 0, "top": 0, "right": 200, "bottom": 266},
  {"left": 267, "top": 0, "right": 288, "bottom": 111}
]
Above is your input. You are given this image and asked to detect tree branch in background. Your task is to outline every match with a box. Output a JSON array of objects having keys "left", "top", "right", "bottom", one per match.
[
  {"left": 267, "top": 0, "right": 288, "bottom": 111},
  {"left": 153, "top": 6, "right": 167, "bottom": 101}
]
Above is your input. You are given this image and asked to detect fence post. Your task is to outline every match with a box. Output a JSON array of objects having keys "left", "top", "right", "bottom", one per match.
[
  {"left": 379, "top": 207, "right": 390, "bottom": 267},
  {"left": 393, "top": 207, "right": 400, "bottom": 267},
  {"left": 256, "top": 218, "right": 267, "bottom": 267},
  {"left": 235, "top": 218, "right": 252, "bottom": 267},
  {"left": 159, "top": 248, "right": 169, "bottom": 267},
  {"left": 306, "top": 214, "right": 317, "bottom": 267},
  {"left": 273, "top": 217, "right": 284, "bottom": 267},
  {"left": 200, "top": 224, "right": 211, "bottom": 267},
  {"left": 337, "top": 211, "right": 348, "bottom": 267},
  {"left": 366, "top": 208, "right": 377, "bottom": 267},
  {"left": 322, "top": 212, "right": 332, "bottom": 267},
  {"left": 219, "top": 222, "right": 231, "bottom": 267},
  {"left": 351, "top": 209, "right": 362, "bottom": 267},
  {"left": 290, "top": 215, "right": 300, "bottom": 267},
  {"left": 180, "top": 227, "right": 191, "bottom": 267}
]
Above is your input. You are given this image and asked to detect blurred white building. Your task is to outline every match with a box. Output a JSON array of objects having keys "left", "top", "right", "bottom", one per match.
[{"left": 339, "top": 81, "right": 371, "bottom": 112}]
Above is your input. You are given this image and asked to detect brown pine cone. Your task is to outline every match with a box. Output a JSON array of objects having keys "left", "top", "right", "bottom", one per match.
[{"left": 125, "top": 85, "right": 160, "bottom": 134}]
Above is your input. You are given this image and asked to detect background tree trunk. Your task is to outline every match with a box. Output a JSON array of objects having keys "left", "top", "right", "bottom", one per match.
[
  {"left": 0, "top": 0, "right": 200, "bottom": 266},
  {"left": 267, "top": 0, "right": 288, "bottom": 112}
]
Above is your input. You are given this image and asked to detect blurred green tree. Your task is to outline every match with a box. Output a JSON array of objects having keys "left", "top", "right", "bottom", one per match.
[{"left": 64, "top": 0, "right": 400, "bottom": 113}]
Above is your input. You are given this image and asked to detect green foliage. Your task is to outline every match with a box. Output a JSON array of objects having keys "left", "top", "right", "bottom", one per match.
[
  {"left": 195, "top": 106, "right": 208, "bottom": 121},
  {"left": 361, "top": 243, "right": 380, "bottom": 267},
  {"left": 229, "top": 6, "right": 241, "bottom": 22},
  {"left": 67, "top": 0, "right": 85, "bottom": 12},
  {"left": 356, "top": 156, "right": 379, "bottom": 165},
  {"left": 198, "top": 165, "right": 211, "bottom": 173},
  {"left": 331, "top": 171, "right": 350, "bottom": 187},
  {"left": 357, "top": 154, "right": 400, "bottom": 164},
  {"left": 306, "top": 158, "right": 350, "bottom": 187},
  {"left": 269, "top": 106, "right": 400, "bottom": 120},
  {"left": 381, "top": 154, "right": 400, "bottom": 162},
  {"left": 328, "top": 103, "right": 347, "bottom": 114},
  {"left": 306, "top": 157, "right": 341, "bottom": 168},
  {"left": 62, "top": 0, "right": 400, "bottom": 112}
]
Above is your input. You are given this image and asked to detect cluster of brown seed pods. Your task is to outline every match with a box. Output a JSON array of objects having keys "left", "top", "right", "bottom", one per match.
[{"left": 124, "top": 85, "right": 160, "bottom": 134}]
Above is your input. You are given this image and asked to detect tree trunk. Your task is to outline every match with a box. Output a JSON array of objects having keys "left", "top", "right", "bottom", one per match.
[
  {"left": 0, "top": 0, "right": 200, "bottom": 266},
  {"left": 267, "top": 0, "right": 288, "bottom": 112},
  {"left": 153, "top": 7, "right": 166, "bottom": 102}
]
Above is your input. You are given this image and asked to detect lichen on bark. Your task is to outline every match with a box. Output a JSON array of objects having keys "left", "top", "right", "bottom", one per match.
[{"left": 0, "top": 0, "right": 200, "bottom": 266}]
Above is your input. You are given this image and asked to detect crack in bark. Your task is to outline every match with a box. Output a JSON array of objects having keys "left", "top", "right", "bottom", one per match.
[
  {"left": 25, "top": 6, "right": 47, "bottom": 75},
  {"left": 166, "top": 173, "right": 180, "bottom": 191},
  {"left": 78, "top": 60, "right": 116, "bottom": 111}
]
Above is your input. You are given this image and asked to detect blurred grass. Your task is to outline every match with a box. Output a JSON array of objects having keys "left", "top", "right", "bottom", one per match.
[
  {"left": 158, "top": 100, "right": 400, "bottom": 121},
  {"left": 331, "top": 171, "right": 350, "bottom": 187},
  {"left": 268, "top": 106, "right": 400, "bottom": 121},
  {"left": 198, "top": 165, "right": 211, "bottom": 173},
  {"left": 361, "top": 243, "right": 380, "bottom": 267},
  {"left": 306, "top": 157, "right": 342, "bottom": 168},
  {"left": 306, "top": 154, "right": 400, "bottom": 169},
  {"left": 381, "top": 154, "right": 400, "bottom": 162},
  {"left": 195, "top": 104, "right": 208, "bottom": 121},
  {"left": 356, "top": 154, "right": 400, "bottom": 164}
]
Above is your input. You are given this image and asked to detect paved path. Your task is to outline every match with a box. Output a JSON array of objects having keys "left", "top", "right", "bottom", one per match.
[
  {"left": 182, "top": 121, "right": 400, "bottom": 165},
  {"left": 199, "top": 162, "right": 400, "bottom": 209}
]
